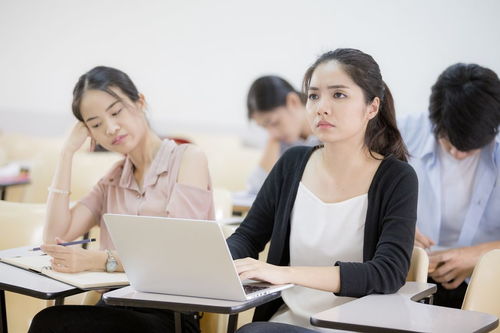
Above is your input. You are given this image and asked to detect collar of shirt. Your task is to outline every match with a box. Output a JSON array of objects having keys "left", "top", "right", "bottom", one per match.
[
  {"left": 417, "top": 130, "right": 438, "bottom": 166},
  {"left": 418, "top": 131, "right": 499, "bottom": 171},
  {"left": 115, "top": 139, "right": 178, "bottom": 192}
]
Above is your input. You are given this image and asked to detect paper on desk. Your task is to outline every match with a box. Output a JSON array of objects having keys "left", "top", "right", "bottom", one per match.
[
  {"left": 231, "top": 191, "right": 256, "bottom": 207},
  {"left": 217, "top": 217, "right": 244, "bottom": 225},
  {"left": 1, "top": 254, "right": 51, "bottom": 272},
  {"left": 1, "top": 253, "right": 129, "bottom": 289},
  {"left": 0, "top": 162, "right": 21, "bottom": 177}
]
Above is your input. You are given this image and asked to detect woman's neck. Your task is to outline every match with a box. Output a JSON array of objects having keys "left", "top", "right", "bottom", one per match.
[
  {"left": 128, "top": 131, "right": 163, "bottom": 173},
  {"left": 319, "top": 138, "right": 374, "bottom": 179}
]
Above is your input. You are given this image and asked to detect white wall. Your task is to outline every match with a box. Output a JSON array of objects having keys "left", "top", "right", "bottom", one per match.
[{"left": 1, "top": 0, "right": 499, "bottom": 139}]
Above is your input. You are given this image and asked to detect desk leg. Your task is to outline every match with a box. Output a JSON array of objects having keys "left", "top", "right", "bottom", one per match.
[
  {"left": 227, "top": 314, "right": 239, "bottom": 333},
  {"left": 174, "top": 312, "right": 182, "bottom": 333},
  {"left": 0, "top": 290, "right": 8, "bottom": 333},
  {"left": 54, "top": 297, "right": 64, "bottom": 306},
  {"left": 0, "top": 188, "right": 5, "bottom": 201}
]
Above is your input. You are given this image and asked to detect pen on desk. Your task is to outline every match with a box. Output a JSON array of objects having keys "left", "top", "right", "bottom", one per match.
[{"left": 30, "top": 238, "right": 96, "bottom": 251}]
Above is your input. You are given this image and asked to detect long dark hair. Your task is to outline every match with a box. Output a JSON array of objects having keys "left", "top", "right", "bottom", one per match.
[
  {"left": 246, "top": 75, "right": 304, "bottom": 119},
  {"left": 72, "top": 66, "right": 140, "bottom": 122},
  {"left": 302, "top": 48, "right": 408, "bottom": 162}
]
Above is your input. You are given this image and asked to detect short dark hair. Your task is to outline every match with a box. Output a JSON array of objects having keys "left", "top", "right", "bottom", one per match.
[
  {"left": 302, "top": 48, "right": 409, "bottom": 162},
  {"left": 72, "top": 66, "right": 140, "bottom": 122},
  {"left": 429, "top": 63, "right": 500, "bottom": 151},
  {"left": 246, "top": 75, "right": 303, "bottom": 119}
]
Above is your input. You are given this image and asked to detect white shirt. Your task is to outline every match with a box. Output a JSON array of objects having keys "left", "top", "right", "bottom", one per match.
[
  {"left": 270, "top": 182, "right": 367, "bottom": 331},
  {"left": 438, "top": 144, "right": 480, "bottom": 246}
]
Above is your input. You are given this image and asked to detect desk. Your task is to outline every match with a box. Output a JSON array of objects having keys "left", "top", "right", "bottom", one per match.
[
  {"left": 104, "top": 286, "right": 282, "bottom": 333},
  {"left": 231, "top": 192, "right": 254, "bottom": 216},
  {"left": 0, "top": 248, "right": 82, "bottom": 333},
  {"left": 0, "top": 175, "right": 30, "bottom": 200},
  {"left": 311, "top": 282, "right": 499, "bottom": 333}
]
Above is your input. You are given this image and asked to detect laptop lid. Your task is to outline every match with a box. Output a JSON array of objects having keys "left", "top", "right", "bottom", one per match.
[{"left": 103, "top": 214, "right": 290, "bottom": 301}]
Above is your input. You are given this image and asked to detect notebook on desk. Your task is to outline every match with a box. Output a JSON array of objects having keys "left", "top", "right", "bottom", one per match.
[
  {"left": 103, "top": 214, "right": 293, "bottom": 302},
  {"left": 0, "top": 250, "right": 129, "bottom": 289}
]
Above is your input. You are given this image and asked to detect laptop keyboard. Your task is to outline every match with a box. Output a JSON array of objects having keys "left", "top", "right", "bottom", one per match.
[{"left": 243, "top": 285, "right": 268, "bottom": 295}]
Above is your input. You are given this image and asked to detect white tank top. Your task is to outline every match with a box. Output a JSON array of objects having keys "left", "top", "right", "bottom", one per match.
[{"left": 271, "top": 182, "right": 367, "bottom": 331}]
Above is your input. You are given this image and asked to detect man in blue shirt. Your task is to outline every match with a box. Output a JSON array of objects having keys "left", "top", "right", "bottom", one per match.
[{"left": 399, "top": 63, "right": 500, "bottom": 308}]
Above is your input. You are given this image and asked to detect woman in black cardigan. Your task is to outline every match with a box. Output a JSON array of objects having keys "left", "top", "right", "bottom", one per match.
[{"left": 228, "top": 49, "right": 418, "bottom": 332}]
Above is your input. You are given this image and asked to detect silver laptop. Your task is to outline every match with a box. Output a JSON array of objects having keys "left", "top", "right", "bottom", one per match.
[{"left": 103, "top": 214, "right": 293, "bottom": 301}]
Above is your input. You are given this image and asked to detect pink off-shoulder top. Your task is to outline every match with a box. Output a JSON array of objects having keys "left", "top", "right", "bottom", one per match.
[{"left": 79, "top": 139, "right": 215, "bottom": 250}]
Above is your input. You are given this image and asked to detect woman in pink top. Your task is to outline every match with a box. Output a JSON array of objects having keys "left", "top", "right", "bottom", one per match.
[{"left": 29, "top": 66, "right": 214, "bottom": 333}]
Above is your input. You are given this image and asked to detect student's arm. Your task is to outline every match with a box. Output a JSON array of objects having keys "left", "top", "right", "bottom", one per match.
[
  {"left": 235, "top": 258, "right": 341, "bottom": 292},
  {"left": 41, "top": 123, "right": 116, "bottom": 273},
  {"left": 246, "top": 138, "right": 281, "bottom": 195},
  {"left": 415, "top": 227, "right": 436, "bottom": 249},
  {"left": 44, "top": 123, "right": 98, "bottom": 244},
  {"left": 429, "top": 241, "right": 500, "bottom": 289},
  {"left": 258, "top": 138, "right": 281, "bottom": 173}
]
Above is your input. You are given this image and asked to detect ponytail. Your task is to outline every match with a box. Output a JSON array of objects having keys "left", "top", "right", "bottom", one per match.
[{"left": 365, "top": 82, "right": 409, "bottom": 162}]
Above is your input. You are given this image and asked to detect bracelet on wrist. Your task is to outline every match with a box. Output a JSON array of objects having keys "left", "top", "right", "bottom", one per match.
[{"left": 47, "top": 187, "right": 71, "bottom": 195}]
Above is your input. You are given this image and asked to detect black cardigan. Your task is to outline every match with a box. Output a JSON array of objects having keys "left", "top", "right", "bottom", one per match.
[{"left": 227, "top": 146, "right": 418, "bottom": 322}]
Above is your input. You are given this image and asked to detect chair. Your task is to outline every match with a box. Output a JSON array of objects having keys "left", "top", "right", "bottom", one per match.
[
  {"left": 462, "top": 249, "right": 500, "bottom": 333},
  {"left": 170, "top": 132, "right": 262, "bottom": 191},
  {"left": 0, "top": 200, "right": 46, "bottom": 251},
  {"left": 22, "top": 147, "right": 122, "bottom": 204},
  {"left": 407, "top": 246, "right": 429, "bottom": 283},
  {"left": 0, "top": 200, "right": 49, "bottom": 333},
  {"left": 213, "top": 188, "right": 233, "bottom": 221},
  {"left": 0, "top": 133, "right": 63, "bottom": 202}
]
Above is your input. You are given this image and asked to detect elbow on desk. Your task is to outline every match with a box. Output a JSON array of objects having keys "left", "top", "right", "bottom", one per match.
[
  {"left": 371, "top": 262, "right": 408, "bottom": 295},
  {"left": 336, "top": 261, "right": 407, "bottom": 297}
]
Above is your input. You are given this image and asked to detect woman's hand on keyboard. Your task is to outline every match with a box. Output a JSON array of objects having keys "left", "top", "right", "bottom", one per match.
[{"left": 234, "top": 257, "right": 290, "bottom": 285}]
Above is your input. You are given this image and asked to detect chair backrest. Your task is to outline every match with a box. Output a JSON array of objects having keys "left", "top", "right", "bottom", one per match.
[
  {"left": 406, "top": 246, "right": 429, "bottom": 283},
  {"left": 0, "top": 200, "right": 46, "bottom": 250},
  {"left": 0, "top": 200, "right": 68, "bottom": 332},
  {"left": 22, "top": 148, "right": 122, "bottom": 203},
  {"left": 462, "top": 249, "right": 500, "bottom": 332},
  {"left": 213, "top": 188, "right": 233, "bottom": 221},
  {"left": 170, "top": 132, "right": 261, "bottom": 191},
  {"left": 0, "top": 132, "right": 62, "bottom": 162}
]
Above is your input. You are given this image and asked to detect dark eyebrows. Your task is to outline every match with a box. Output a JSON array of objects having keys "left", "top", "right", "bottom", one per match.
[
  {"left": 327, "top": 85, "right": 349, "bottom": 89},
  {"left": 307, "top": 85, "right": 350, "bottom": 91},
  {"left": 85, "top": 100, "right": 121, "bottom": 123},
  {"left": 106, "top": 100, "right": 120, "bottom": 111}
]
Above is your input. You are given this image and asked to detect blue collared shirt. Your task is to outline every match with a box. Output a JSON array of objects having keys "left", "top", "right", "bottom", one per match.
[{"left": 398, "top": 112, "right": 500, "bottom": 247}]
